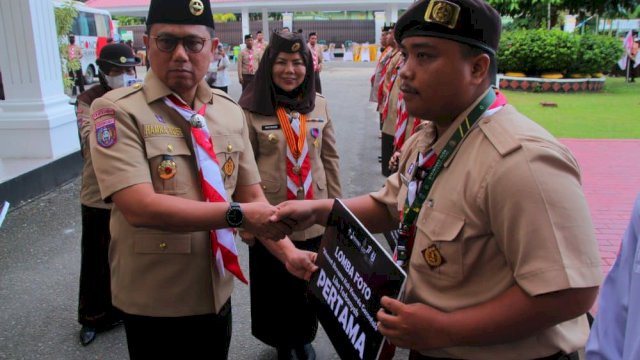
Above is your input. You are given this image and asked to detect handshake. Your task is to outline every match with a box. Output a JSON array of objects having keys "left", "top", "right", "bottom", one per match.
[{"left": 238, "top": 199, "right": 333, "bottom": 242}]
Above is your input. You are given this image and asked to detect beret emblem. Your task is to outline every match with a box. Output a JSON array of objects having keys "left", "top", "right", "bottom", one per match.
[
  {"left": 424, "top": 0, "right": 460, "bottom": 29},
  {"left": 291, "top": 42, "right": 301, "bottom": 52}
]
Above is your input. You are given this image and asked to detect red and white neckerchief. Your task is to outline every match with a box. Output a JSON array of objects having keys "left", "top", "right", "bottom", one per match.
[
  {"left": 308, "top": 43, "right": 320, "bottom": 71},
  {"left": 68, "top": 44, "right": 79, "bottom": 60},
  {"left": 377, "top": 49, "right": 397, "bottom": 106},
  {"left": 247, "top": 48, "right": 254, "bottom": 74},
  {"left": 276, "top": 107, "right": 313, "bottom": 201},
  {"left": 393, "top": 91, "right": 422, "bottom": 151},
  {"left": 381, "top": 59, "right": 401, "bottom": 121},
  {"left": 163, "top": 94, "right": 248, "bottom": 284}
]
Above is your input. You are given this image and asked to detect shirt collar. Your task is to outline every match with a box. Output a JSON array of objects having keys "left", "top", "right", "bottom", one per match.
[{"left": 431, "top": 87, "right": 493, "bottom": 157}]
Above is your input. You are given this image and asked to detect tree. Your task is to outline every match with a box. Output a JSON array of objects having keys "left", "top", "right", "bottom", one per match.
[
  {"left": 488, "top": 0, "right": 639, "bottom": 29},
  {"left": 53, "top": 0, "right": 78, "bottom": 90},
  {"left": 113, "top": 16, "right": 145, "bottom": 26}
]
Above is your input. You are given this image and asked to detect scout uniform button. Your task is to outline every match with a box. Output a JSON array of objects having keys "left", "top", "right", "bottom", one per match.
[
  {"left": 133, "top": 83, "right": 142, "bottom": 89},
  {"left": 159, "top": 242, "right": 167, "bottom": 250},
  {"left": 227, "top": 144, "right": 233, "bottom": 152},
  {"left": 167, "top": 144, "right": 174, "bottom": 152},
  {"left": 268, "top": 133, "right": 278, "bottom": 143}
]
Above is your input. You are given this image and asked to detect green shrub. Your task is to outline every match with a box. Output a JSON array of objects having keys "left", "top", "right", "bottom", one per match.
[
  {"left": 569, "top": 34, "right": 623, "bottom": 74},
  {"left": 498, "top": 29, "right": 623, "bottom": 76},
  {"left": 497, "top": 30, "right": 532, "bottom": 73}
]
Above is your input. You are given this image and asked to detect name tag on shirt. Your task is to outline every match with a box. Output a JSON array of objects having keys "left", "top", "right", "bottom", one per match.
[{"left": 262, "top": 124, "right": 281, "bottom": 130}]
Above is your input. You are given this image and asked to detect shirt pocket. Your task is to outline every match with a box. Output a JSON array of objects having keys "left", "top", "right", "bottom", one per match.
[
  {"left": 145, "top": 138, "right": 193, "bottom": 195},
  {"left": 212, "top": 134, "right": 245, "bottom": 191},
  {"left": 413, "top": 208, "right": 465, "bottom": 281},
  {"left": 134, "top": 233, "right": 192, "bottom": 254}
]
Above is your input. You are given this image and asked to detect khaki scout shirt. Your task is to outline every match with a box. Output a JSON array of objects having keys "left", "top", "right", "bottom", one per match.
[
  {"left": 371, "top": 91, "right": 602, "bottom": 359},
  {"left": 89, "top": 71, "right": 260, "bottom": 317},
  {"left": 244, "top": 95, "right": 342, "bottom": 241},
  {"left": 76, "top": 86, "right": 112, "bottom": 209},
  {"left": 238, "top": 47, "right": 260, "bottom": 77}
]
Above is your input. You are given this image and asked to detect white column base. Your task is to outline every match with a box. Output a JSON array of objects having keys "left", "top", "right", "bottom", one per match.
[{"left": 0, "top": 95, "right": 78, "bottom": 159}]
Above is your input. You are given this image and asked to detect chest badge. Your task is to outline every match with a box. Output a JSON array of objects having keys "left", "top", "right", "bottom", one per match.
[
  {"left": 268, "top": 133, "right": 278, "bottom": 144},
  {"left": 158, "top": 155, "right": 177, "bottom": 180},
  {"left": 422, "top": 245, "right": 446, "bottom": 269},
  {"left": 310, "top": 127, "right": 320, "bottom": 147},
  {"left": 223, "top": 157, "right": 235, "bottom": 176}
]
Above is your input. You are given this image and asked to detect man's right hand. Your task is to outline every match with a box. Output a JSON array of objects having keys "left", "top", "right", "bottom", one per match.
[
  {"left": 241, "top": 202, "right": 292, "bottom": 241},
  {"left": 272, "top": 199, "right": 334, "bottom": 232}
]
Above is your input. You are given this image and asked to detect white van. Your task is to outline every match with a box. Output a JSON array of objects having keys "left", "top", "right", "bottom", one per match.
[{"left": 53, "top": 0, "right": 114, "bottom": 84}]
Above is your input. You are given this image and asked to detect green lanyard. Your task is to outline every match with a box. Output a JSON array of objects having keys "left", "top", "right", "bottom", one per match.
[{"left": 396, "top": 90, "right": 496, "bottom": 265}]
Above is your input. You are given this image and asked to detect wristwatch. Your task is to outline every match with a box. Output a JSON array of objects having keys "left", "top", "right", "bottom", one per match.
[{"left": 225, "top": 202, "right": 244, "bottom": 227}]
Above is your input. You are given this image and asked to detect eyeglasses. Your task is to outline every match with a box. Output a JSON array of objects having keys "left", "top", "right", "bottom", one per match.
[{"left": 150, "top": 35, "right": 210, "bottom": 53}]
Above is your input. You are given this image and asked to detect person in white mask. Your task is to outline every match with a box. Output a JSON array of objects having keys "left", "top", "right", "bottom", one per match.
[{"left": 73, "top": 42, "right": 141, "bottom": 347}]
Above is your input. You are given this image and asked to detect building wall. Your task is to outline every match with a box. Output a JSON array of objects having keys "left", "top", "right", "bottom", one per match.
[{"left": 122, "top": 19, "right": 376, "bottom": 51}]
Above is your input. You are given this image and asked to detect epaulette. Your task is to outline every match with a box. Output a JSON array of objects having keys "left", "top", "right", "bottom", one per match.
[
  {"left": 211, "top": 88, "right": 239, "bottom": 105},
  {"left": 102, "top": 82, "right": 144, "bottom": 102},
  {"left": 478, "top": 113, "right": 521, "bottom": 157}
]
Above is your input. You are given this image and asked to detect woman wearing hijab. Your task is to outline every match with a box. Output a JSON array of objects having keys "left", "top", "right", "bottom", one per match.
[{"left": 239, "top": 31, "right": 341, "bottom": 360}]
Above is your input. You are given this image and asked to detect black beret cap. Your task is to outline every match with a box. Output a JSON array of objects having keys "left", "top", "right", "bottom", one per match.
[
  {"left": 269, "top": 31, "right": 305, "bottom": 54},
  {"left": 97, "top": 43, "right": 141, "bottom": 70},
  {"left": 395, "top": 0, "right": 501, "bottom": 55},
  {"left": 244, "top": 34, "right": 253, "bottom": 40},
  {"left": 146, "top": 0, "right": 214, "bottom": 29}
]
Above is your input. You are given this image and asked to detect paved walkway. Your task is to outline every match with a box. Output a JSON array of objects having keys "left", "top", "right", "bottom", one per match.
[{"left": 560, "top": 139, "right": 640, "bottom": 276}]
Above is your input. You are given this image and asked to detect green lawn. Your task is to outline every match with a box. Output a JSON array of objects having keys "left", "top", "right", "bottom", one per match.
[{"left": 502, "top": 77, "right": 640, "bottom": 139}]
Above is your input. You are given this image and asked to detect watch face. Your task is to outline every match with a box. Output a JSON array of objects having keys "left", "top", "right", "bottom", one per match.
[{"left": 227, "top": 204, "right": 243, "bottom": 227}]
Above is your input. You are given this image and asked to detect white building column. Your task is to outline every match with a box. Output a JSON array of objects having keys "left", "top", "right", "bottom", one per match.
[
  {"left": 261, "top": 8, "right": 269, "bottom": 41},
  {"left": 0, "top": 0, "right": 78, "bottom": 159},
  {"left": 385, "top": 4, "right": 399, "bottom": 25},
  {"left": 374, "top": 11, "right": 385, "bottom": 46},
  {"left": 241, "top": 7, "right": 250, "bottom": 38}
]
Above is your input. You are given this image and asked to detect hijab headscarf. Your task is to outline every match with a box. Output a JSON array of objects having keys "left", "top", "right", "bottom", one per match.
[{"left": 239, "top": 31, "right": 316, "bottom": 116}]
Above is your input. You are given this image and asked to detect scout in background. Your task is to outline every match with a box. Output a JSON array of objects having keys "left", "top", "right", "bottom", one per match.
[
  {"left": 239, "top": 30, "right": 341, "bottom": 360},
  {"left": 74, "top": 42, "right": 141, "bottom": 347},
  {"left": 87, "top": 0, "right": 317, "bottom": 358},
  {"left": 271, "top": 0, "right": 601, "bottom": 359}
]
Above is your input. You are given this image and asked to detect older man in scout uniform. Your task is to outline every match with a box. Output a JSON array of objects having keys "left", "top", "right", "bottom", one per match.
[
  {"left": 273, "top": 0, "right": 602, "bottom": 359},
  {"left": 88, "top": 0, "right": 317, "bottom": 359},
  {"left": 238, "top": 34, "right": 259, "bottom": 91}
]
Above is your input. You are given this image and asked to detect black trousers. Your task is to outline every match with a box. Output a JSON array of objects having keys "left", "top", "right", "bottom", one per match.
[
  {"left": 122, "top": 300, "right": 232, "bottom": 360},
  {"left": 314, "top": 71, "right": 322, "bottom": 94},
  {"left": 78, "top": 205, "right": 120, "bottom": 328},
  {"left": 68, "top": 68, "right": 85, "bottom": 95},
  {"left": 381, "top": 132, "right": 395, "bottom": 177},
  {"left": 409, "top": 350, "right": 579, "bottom": 360},
  {"left": 241, "top": 74, "right": 255, "bottom": 91},
  {"left": 249, "top": 236, "right": 321, "bottom": 348}
]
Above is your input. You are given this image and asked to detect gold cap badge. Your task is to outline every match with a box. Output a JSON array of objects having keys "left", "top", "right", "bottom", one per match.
[
  {"left": 424, "top": 0, "right": 460, "bottom": 29},
  {"left": 291, "top": 42, "right": 301, "bottom": 52},
  {"left": 189, "top": 0, "right": 204, "bottom": 16},
  {"left": 422, "top": 245, "right": 446, "bottom": 269},
  {"left": 119, "top": 56, "right": 127, "bottom": 63}
]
